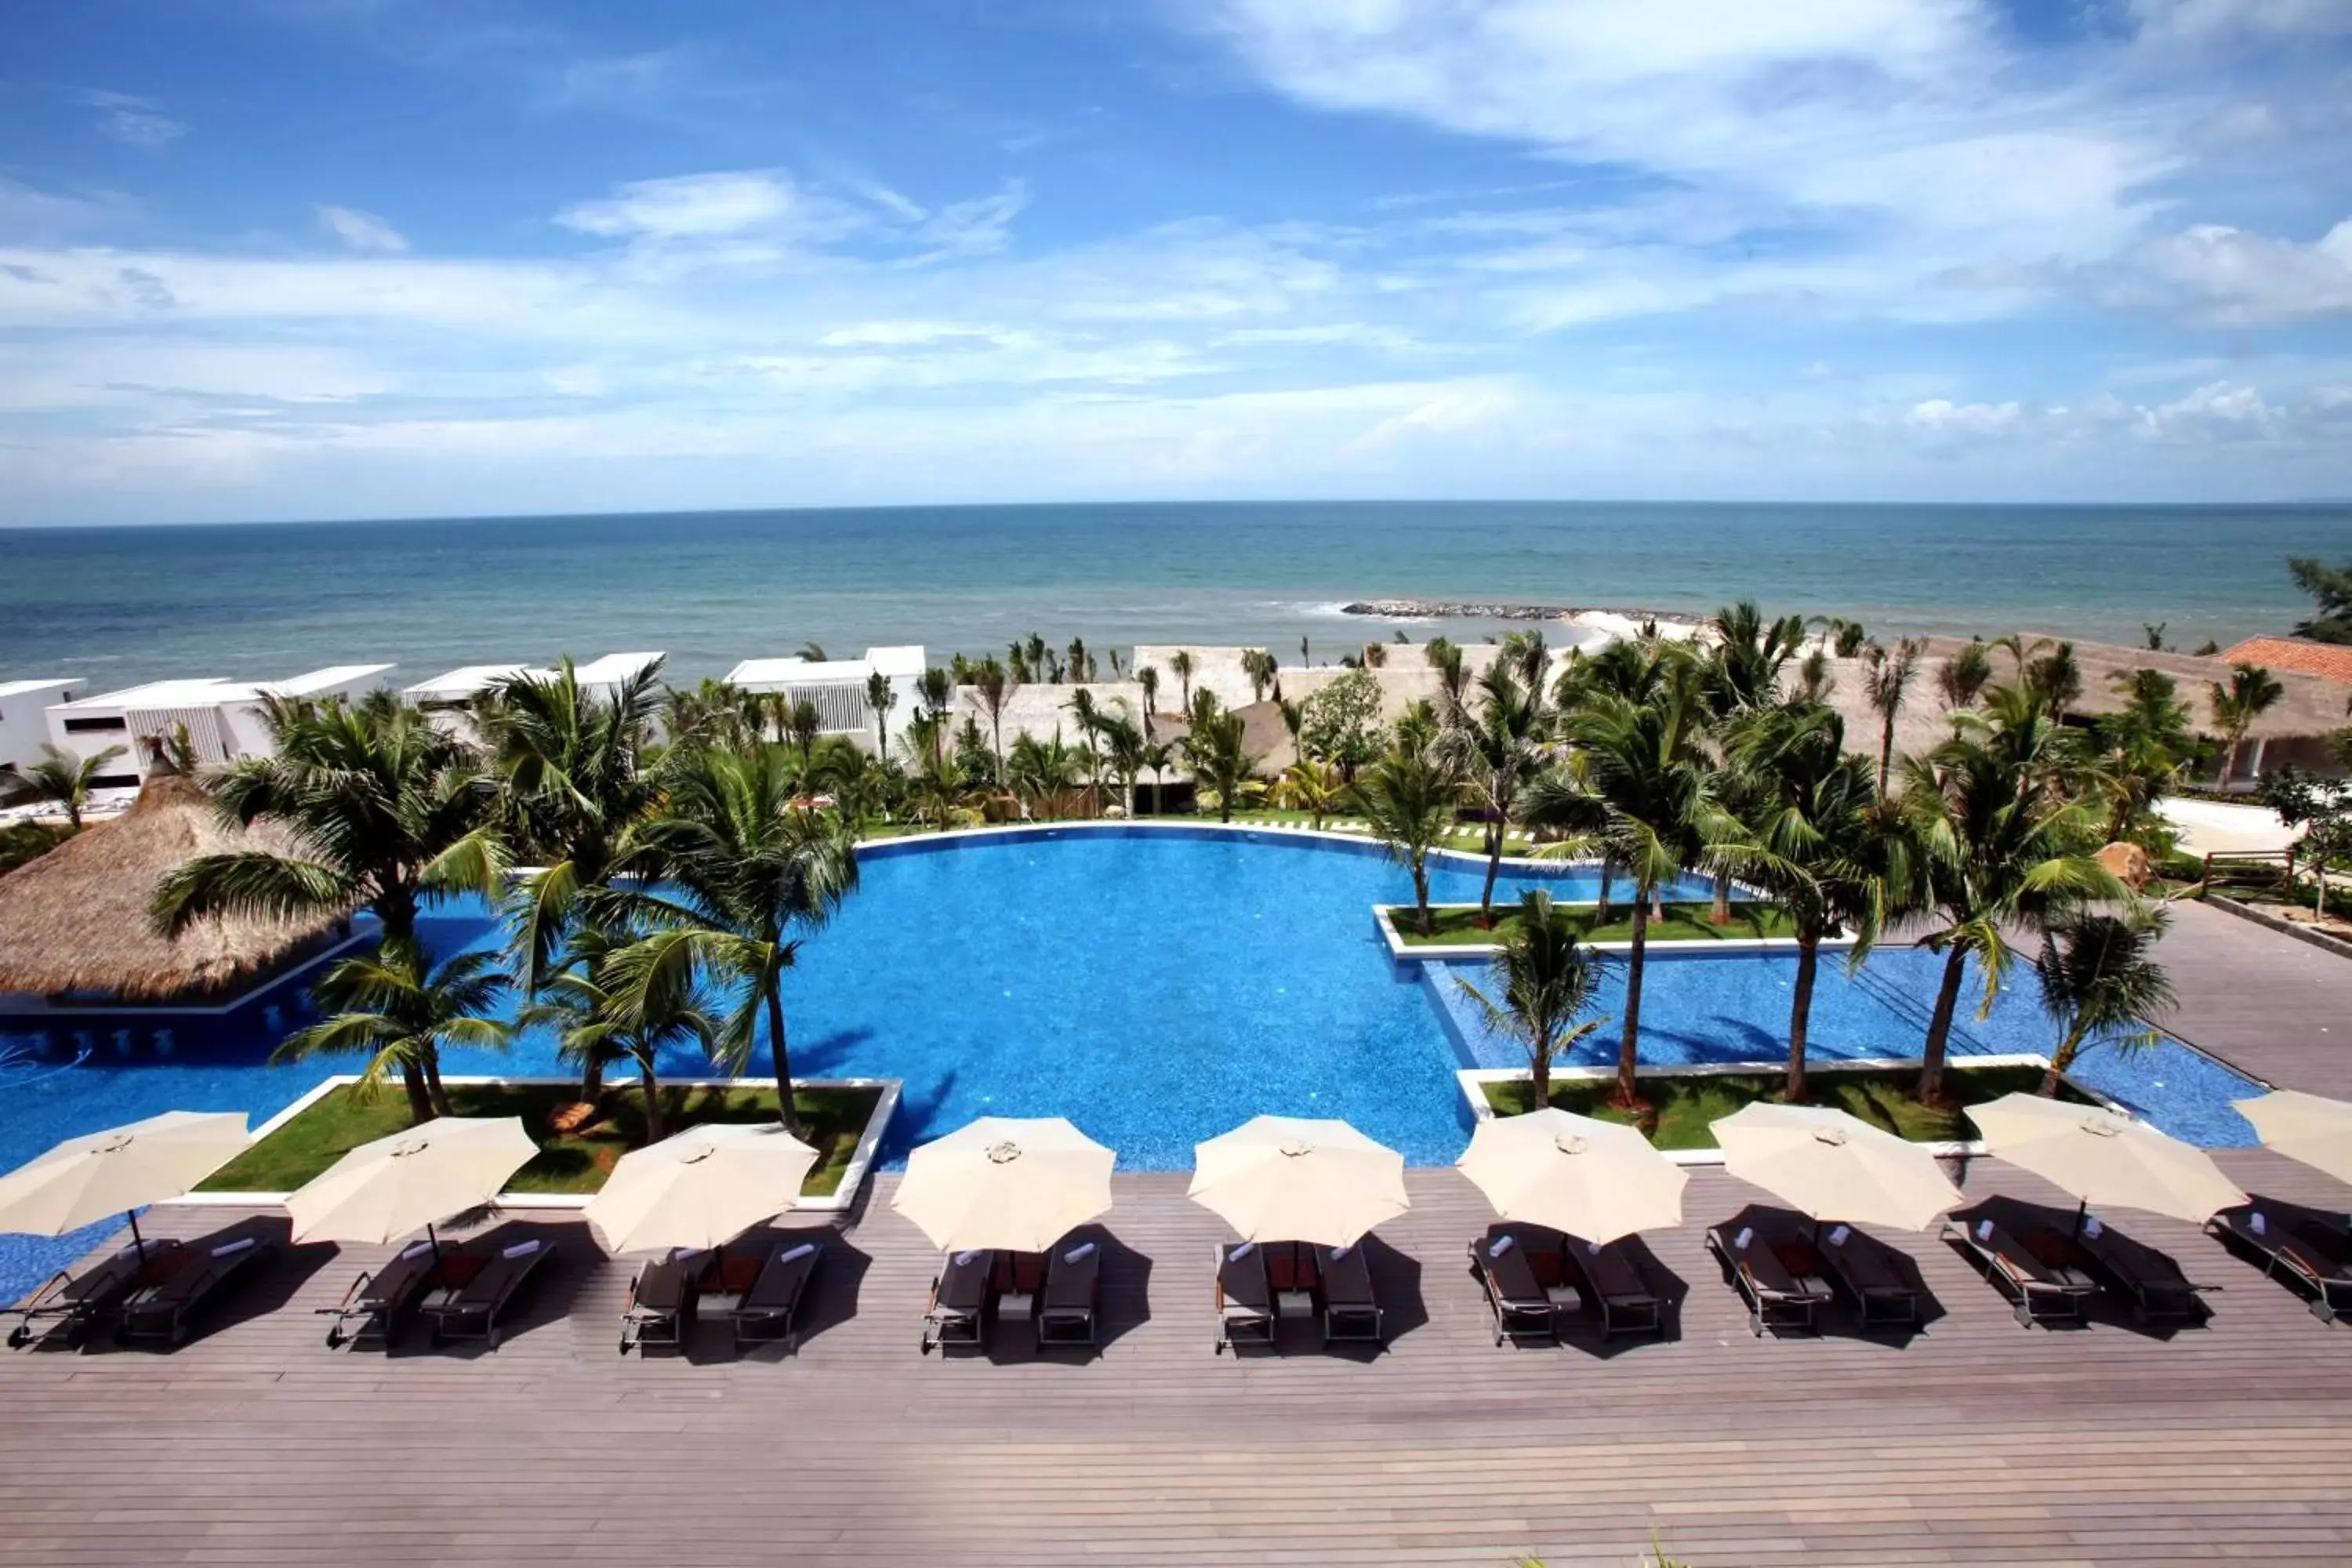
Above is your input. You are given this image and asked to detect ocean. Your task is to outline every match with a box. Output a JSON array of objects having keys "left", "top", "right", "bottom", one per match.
[{"left": 3, "top": 500, "right": 2348, "bottom": 687}]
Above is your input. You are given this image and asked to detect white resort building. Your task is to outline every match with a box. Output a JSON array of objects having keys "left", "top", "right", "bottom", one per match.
[
  {"left": 0, "top": 680, "right": 82, "bottom": 780},
  {"left": 404, "top": 652, "right": 664, "bottom": 740},
  {"left": 727, "top": 645, "right": 925, "bottom": 753},
  {"left": 41, "top": 666, "right": 394, "bottom": 787}
]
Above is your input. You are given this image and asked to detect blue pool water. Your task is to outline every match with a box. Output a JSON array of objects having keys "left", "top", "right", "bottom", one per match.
[{"left": 0, "top": 828, "right": 2264, "bottom": 1303}]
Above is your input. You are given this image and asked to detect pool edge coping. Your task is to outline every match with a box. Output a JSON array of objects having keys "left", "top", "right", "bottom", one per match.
[{"left": 171, "top": 1074, "right": 902, "bottom": 1214}]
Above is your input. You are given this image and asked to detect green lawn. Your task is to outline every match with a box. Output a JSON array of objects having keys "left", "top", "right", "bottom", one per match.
[
  {"left": 1388, "top": 900, "right": 1798, "bottom": 946},
  {"left": 199, "top": 1081, "right": 882, "bottom": 1196},
  {"left": 1481, "top": 1062, "right": 2080, "bottom": 1149}
]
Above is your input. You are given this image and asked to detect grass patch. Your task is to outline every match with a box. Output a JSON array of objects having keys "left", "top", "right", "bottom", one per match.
[
  {"left": 199, "top": 1080, "right": 882, "bottom": 1196},
  {"left": 1388, "top": 901, "right": 1798, "bottom": 946},
  {"left": 1480, "top": 1062, "right": 2082, "bottom": 1149}
]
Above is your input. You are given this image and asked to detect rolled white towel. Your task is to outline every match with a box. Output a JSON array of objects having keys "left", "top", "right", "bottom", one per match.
[
  {"left": 211, "top": 1236, "right": 256, "bottom": 1258},
  {"left": 2249, "top": 1211, "right": 2268, "bottom": 1236},
  {"left": 953, "top": 1248, "right": 982, "bottom": 1266},
  {"left": 1975, "top": 1219, "right": 1994, "bottom": 1242},
  {"left": 1486, "top": 1234, "right": 1515, "bottom": 1258},
  {"left": 1733, "top": 1226, "right": 1754, "bottom": 1251},
  {"left": 779, "top": 1242, "right": 817, "bottom": 1264},
  {"left": 1063, "top": 1240, "right": 1097, "bottom": 1264},
  {"left": 1327, "top": 1244, "right": 1351, "bottom": 1261},
  {"left": 502, "top": 1240, "right": 541, "bottom": 1259},
  {"left": 1826, "top": 1225, "right": 1851, "bottom": 1247},
  {"left": 2082, "top": 1214, "right": 2104, "bottom": 1240},
  {"left": 1229, "top": 1241, "right": 1254, "bottom": 1261},
  {"left": 1585, "top": 1240, "right": 1603, "bottom": 1255},
  {"left": 399, "top": 1240, "right": 433, "bottom": 1259}
]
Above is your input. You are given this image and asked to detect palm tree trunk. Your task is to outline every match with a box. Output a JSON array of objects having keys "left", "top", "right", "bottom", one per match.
[
  {"left": 423, "top": 1053, "right": 454, "bottom": 1119},
  {"left": 1786, "top": 934, "right": 1818, "bottom": 1102},
  {"left": 1919, "top": 945, "right": 1969, "bottom": 1104},
  {"left": 1595, "top": 859, "right": 1613, "bottom": 922},
  {"left": 399, "top": 1064, "right": 434, "bottom": 1124},
  {"left": 1413, "top": 857, "right": 1432, "bottom": 935},
  {"left": 1878, "top": 716, "right": 1896, "bottom": 793},
  {"left": 2222, "top": 734, "right": 2242, "bottom": 784},
  {"left": 1479, "top": 826, "right": 1503, "bottom": 920},
  {"left": 1530, "top": 1039, "right": 1551, "bottom": 1112},
  {"left": 1616, "top": 900, "right": 1650, "bottom": 1108},
  {"left": 579, "top": 1052, "right": 604, "bottom": 1105},
  {"left": 2040, "top": 1022, "right": 2090, "bottom": 1096},
  {"left": 639, "top": 1054, "right": 668, "bottom": 1142},
  {"left": 764, "top": 982, "right": 804, "bottom": 1136},
  {"left": 1711, "top": 871, "right": 1731, "bottom": 926}
]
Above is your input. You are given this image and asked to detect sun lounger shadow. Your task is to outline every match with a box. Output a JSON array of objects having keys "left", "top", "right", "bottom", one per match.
[
  {"left": 393, "top": 1221, "right": 574, "bottom": 1357},
  {"left": 1552, "top": 1233, "right": 1687, "bottom": 1359},
  {"left": 93, "top": 1217, "right": 328, "bottom": 1352},
  {"left": 1948, "top": 1195, "right": 2212, "bottom": 1338},
  {"left": 713, "top": 1224, "right": 865, "bottom": 1362},
  {"left": 2209, "top": 1197, "right": 2352, "bottom": 1326}
]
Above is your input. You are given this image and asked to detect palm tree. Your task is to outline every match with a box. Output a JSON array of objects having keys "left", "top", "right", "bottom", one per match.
[
  {"left": 864, "top": 670, "right": 897, "bottom": 757},
  {"left": 2024, "top": 641, "right": 2084, "bottom": 723},
  {"left": 1541, "top": 653, "right": 1733, "bottom": 1108},
  {"left": 2032, "top": 905, "right": 2176, "bottom": 1096},
  {"left": 1453, "top": 890, "right": 1608, "bottom": 1110},
  {"left": 971, "top": 655, "right": 1017, "bottom": 764},
  {"left": 1007, "top": 731, "right": 1087, "bottom": 820},
  {"left": 1724, "top": 706, "right": 1895, "bottom": 1102},
  {"left": 2211, "top": 662, "right": 2285, "bottom": 782},
  {"left": 1170, "top": 650, "right": 1196, "bottom": 712},
  {"left": 279, "top": 940, "right": 513, "bottom": 1123},
  {"left": 519, "top": 924, "right": 717, "bottom": 1143},
  {"left": 1241, "top": 648, "right": 1277, "bottom": 705},
  {"left": 1861, "top": 637, "right": 1923, "bottom": 793},
  {"left": 1137, "top": 665, "right": 1160, "bottom": 737},
  {"left": 1438, "top": 662, "right": 1544, "bottom": 920},
  {"left": 0, "top": 742, "right": 127, "bottom": 829},
  {"left": 608, "top": 746, "right": 858, "bottom": 1136},
  {"left": 2092, "top": 668, "right": 2196, "bottom": 843},
  {"left": 1814, "top": 616, "right": 1870, "bottom": 658},
  {"left": 1356, "top": 742, "right": 1461, "bottom": 935},
  {"left": 1423, "top": 637, "right": 1468, "bottom": 724},
  {"left": 1897, "top": 685, "right": 2122, "bottom": 1102},
  {"left": 1936, "top": 641, "right": 1994, "bottom": 714},
  {"left": 152, "top": 692, "right": 503, "bottom": 1122},
  {"left": 1180, "top": 693, "right": 1263, "bottom": 823},
  {"left": 1791, "top": 648, "right": 1835, "bottom": 705},
  {"left": 1141, "top": 738, "right": 1177, "bottom": 817},
  {"left": 1066, "top": 637, "right": 1092, "bottom": 684},
  {"left": 1065, "top": 688, "right": 1105, "bottom": 812},
  {"left": 1091, "top": 706, "right": 1147, "bottom": 818},
  {"left": 1274, "top": 757, "right": 1348, "bottom": 830},
  {"left": 796, "top": 641, "right": 827, "bottom": 662},
  {"left": 1705, "top": 601, "right": 1806, "bottom": 711},
  {"left": 479, "top": 656, "right": 666, "bottom": 1090}
]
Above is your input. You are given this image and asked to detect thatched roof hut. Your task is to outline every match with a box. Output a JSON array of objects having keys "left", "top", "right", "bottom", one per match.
[{"left": 0, "top": 773, "right": 349, "bottom": 1004}]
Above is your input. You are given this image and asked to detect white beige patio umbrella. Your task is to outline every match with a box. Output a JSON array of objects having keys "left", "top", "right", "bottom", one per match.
[
  {"left": 1968, "top": 1093, "right": 2246, "bottom": 1224},
  {"left": 2233, "top": 1090, "right": 2352, "bottom": 1186},
  {"left": 0, "top": 1111, "right": 249, "bottom": 1261},
  {"left": 892, "top": 1116, "right": 1115, "bottom": 1253},
  {"left": 584, "top": 1122, "right": 818, "bottom": 1256},
  {"left": 1189, "top": 1115, "right": 1409, "bottom": 1247},
  {"left": 1456, "top": 1108, "right": 1686, "bottom": 1243},
  {"left": 1711, "top": 1103, "right": 1962, "bottom": 1232},
  {"left": 285, "top": 1116, "right": 537, "bottom": 1256}
]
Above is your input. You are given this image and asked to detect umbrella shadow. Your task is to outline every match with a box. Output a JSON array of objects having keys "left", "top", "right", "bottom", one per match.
[
  {"left": 975, "top": 1227, "right": 1153, "bottom": 1366},
  {"left": 1265, "top": 1235, "right": 1421, "bottom": 1363},
  {"left": 730, "top": 1224, "right": 869, "bottom": 1362},
  {"left": 1704, "top": 1203, "right": 1944, "bottom": 1345},
  {"left": 1956, "top": 1195, "right": 2209, "bottom": 1341},
  {"left": 96, "top": 1215, "right": 337, "bottom": 1353}
]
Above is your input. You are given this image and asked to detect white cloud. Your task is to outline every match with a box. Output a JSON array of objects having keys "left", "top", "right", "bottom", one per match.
[
  {"left": 77, "top": 89, "right": 187, "bottom": 148},
  {"left": 2099, "top": 219, "right": 2352, "bottom": 325},
  {"left": 557, "top": 171, "right": 806, "bottom": 241},
  {"left": 316, "top": 205, "right": 409, "bottom": 253}
]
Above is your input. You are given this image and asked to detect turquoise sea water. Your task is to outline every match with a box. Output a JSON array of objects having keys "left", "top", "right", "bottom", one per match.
[{"left": 4, "top": 500, "right": 2348, "bottom": 688}]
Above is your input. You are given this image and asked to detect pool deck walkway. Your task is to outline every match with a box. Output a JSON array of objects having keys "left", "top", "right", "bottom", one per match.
[
  {"left": 6, "top": 1145, "right": 2352, "bottom": 1566},
  {"left": 5, "top": 904, "right": 2352, "bottom": 1566}
]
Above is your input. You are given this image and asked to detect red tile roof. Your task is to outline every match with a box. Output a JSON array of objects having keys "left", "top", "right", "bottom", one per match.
[{"left": 2221, "top": 637, "right": 2352, "bottom": 684}]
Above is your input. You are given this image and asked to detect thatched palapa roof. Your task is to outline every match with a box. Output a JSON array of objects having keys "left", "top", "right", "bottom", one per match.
[{"left": 0, "top": 774, "right": 347, "bottom": 1002}]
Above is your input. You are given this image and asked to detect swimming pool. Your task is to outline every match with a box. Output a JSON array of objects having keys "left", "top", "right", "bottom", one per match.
[{"left": 0, "top": 826, "right": 2263, "bottom": 1303}]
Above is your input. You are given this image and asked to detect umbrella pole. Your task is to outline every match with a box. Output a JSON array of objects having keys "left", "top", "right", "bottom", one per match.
[
  {"left": 2071, "top": 1200, "right": 2087, "bottom": 1241},
  {"left": 426, "top": 1221, "right": 442, "bottom": 1271},
  {"left": 125, "top": 1209, "right": 147, "bottom": 1268}
]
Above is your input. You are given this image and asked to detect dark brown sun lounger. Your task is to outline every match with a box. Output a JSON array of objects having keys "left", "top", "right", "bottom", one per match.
[
  {"left": 1469, "top": 1225, "right": 1559, "bottom": 1345},
  {"left": 2208, "top": 1201, "right": 2352, "bottom": 1323},
  {"left": 2071, "top": 1214, "right": 2214, "bottom": 1324},
  {"left": 1943, "top": 1210, "right": 2097, "bottom": 1327},
  {"left": 320, "top": 1238, "right": 448, "bottom": 1350},
  {"left": 618, "top": 1247, "right": 709, "bottom": 1356},
  {"left": 118, "top": 1230, "right": 279, "bottom": 1348},
  {"left": 922, "top": 1248, "right": 993, "bottom": 1352},
  {"left": 1213, "top": 1241, "right": 1275, "bottom": 1353},
  {"left": 422, "top": 1236, "right": 557, "bottom": 1348},
  {"left": 9, "top": 1237, "right": 183, "bottom": 1350},
  {"left": 1318, "top": 1243, "right": 1382, "bottom": 1345},
  {"left": 732, "top": 1238, "right": 823, "bottom": 1351},
  {"left": 1815, "top": 1224, "right": 1924, "bottom": 1330},
  {"left": 1037, "top": 1238, "right": 1102, "bottom": 1347},
  {"left": 1708, "top": 1214, "right": 1833, "bottom": 1338},
  {"left": 1562, "top": 1234, "right": 1665, "bottom": 1340},
  {"left": 992, "top": 1249, "right": 1046, "bottom": 1334}
]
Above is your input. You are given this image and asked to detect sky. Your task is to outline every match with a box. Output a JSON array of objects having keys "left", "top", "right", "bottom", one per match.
[{"left": 4, "top": 0, "right": 2352, "bottom": 524}]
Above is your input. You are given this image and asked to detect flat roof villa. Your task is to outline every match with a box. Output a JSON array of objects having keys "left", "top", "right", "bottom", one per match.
[
  {"left": 403, "top": 652, "right": 663, "bottom": 739},
  {"left": 41, "top": 666, "right": 394, "bottom": 788},
  {"left": 728, "top": 644, "right": 924, "bottom": 751},
  {"left": 0, "top": 679, "right": 82, "bottom": 781}
]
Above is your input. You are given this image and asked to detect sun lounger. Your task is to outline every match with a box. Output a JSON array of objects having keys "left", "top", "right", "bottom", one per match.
[
  {"left": 1815, "top": 1224, "right": 1924, "bottom": 1330},
  {"left": 320, "top": 1238, "right": 447, "bottom": 1350},
  {"left": 1037, "top": 1239, "right": 1102, "bottom": 1347},
  {"left": 2071, "top": 1214, "right": 2214, "bottom": 1324},
  {"left": 922, "top": 1248, "right": 993, "bottom": 1353},
  {"left": 1319, "top": 1243, "right": 1382, "bottom": 1345},
  {"left": 117, "top": 1232, "right": 280, "bottom": 1348},
  {"left": 1562, "top": 1234, "right": 1665, "bottom": 1340},
  {"left": 732, "top": 1239, "right": 823, "bottom": 1351},
  {"left": 422, "top": 1236, "right": 557, "bottom": 1348},
  {"left": 619, "top": 1247, "right": 709, "bottom": 1356},
  {"left": 1707, "top": 1214, "right": 1833, "bottom": 1338},
  {"left": 9, "top": 1238, "right": 183, "bottom": 1350},
  {"left": 1469, "top": 1225, "right": 1559, "bottom": 1345},
  {"left": 2208, "top": 1201, "right": 2352, "bottom": 1324},
  {"left": 1214, "top": 1241, "right": 1275, "bottom": 1353},
  {"left": 1942, "top": 1210, "right": 2097, "bottom": 1328}
]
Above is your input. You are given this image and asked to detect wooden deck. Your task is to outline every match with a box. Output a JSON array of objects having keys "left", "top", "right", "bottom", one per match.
[{"left": 5, "top": 912, "right": 2351, "bottom": 1566}]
